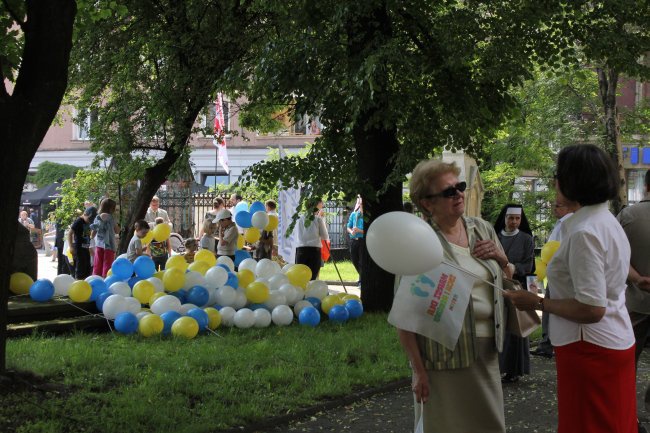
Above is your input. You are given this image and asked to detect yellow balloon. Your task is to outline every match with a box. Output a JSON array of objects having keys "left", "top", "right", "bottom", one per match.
[
  {"left": 171, "top": 316, "right": 199, "bottom": 339},
  {"left": 149, "top": 292, "right": 166, "bottom": 305},
  {"left": 540, "top": 240, "right": 561, "bottom": 264},
  {"left": 245, "top": 281, "right": 270, "bottom": 303},
  {"left": 107, "top": 269, "right": 113, "bottom": 277},
  {"left": 139, "top": 314, "right": 164, "bottom": 337},
  {"left": 321, "top": 294, "right": 344, "bottom": 314},
  {"left": 163, "top": 267, "right": 185, "bottom": 292},
  {"left": 153, "top": 223, "right": 171, "bottom": 242},
  {"left": 166, "top": 255, "right": 189, "bottom": 272},
  {"left": 132, "top": 280, "right": 155, "bottom": 304},
  {"left": 237, "top": 269, "right": 255, "bottom": 288},
  {"left": 237, "top": 234, "right": 245, "bottom": 250},
  {"left": 535, "top": 258, "right": 547, "bottom": 281},
  {"left": 68, "top": 280, "right": 92, "bottom": 303},
  {"left": 343, "top": 294, "right": 361, "bottom": 302},
  {"left": 265, "top": 214, "right": 279, "bottom": 231},
  {"left": 141, "top": 230, "right": 155, "bottom": 245},
  {"left": 194, "top": 249, "right": 217, "bottom": 267},
  {"left": 153, "top": 270, "right": 165, "bottom": 280},
  {"left": 286, "top": 264, "right": 312, "bottom": 289},
  {"left": 188, "top": 260, "right": 210, "bottom": 275},
  {"left": 244, "top": 227, "right": 261, "bottom": 243},
  {"left": 336, "top": 292, "right": 348, "bottom": 300},
  {"left": 204, "top": 307, "right": 222, "bottom": 329},
  {"left": 10, "top": 272, "right": 34, "bottom": 295}
]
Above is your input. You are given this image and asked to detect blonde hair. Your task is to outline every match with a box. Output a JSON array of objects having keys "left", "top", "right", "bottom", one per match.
[
  {"left": 202, "top": 219, "right": 215, "bottom": 235},
  {"left": 409, "top": 159, "right": 461, "bottom": 214}
]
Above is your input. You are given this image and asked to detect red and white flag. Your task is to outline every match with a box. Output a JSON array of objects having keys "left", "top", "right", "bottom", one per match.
[{"left": 212, "top": 93, "right": 230, "bottom": 173}]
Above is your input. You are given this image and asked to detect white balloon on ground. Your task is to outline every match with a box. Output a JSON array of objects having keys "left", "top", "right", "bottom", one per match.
[
  {"left": 251, "top": 211, "right": 270, "bottom": 231},
  {"left": 215, "top": 286, "right": 237, "bottom": 307},
  {"left": 293, "top": 300, "right": 313, "bottom": 317},
  {"left": 124, "top": 297, "right": 142, "bottom": 315},
  {"left": 253, "top": 309, "right": 272, "bottom": 328},
  {"left": 179, "top": 303, "right": 199, "bottom": 315},
  {"left": 268, "top": 273, "right": 290, "bottom": 290},
  {"left": 147, "top": 277, "right": 165, "bottom": 293},
  {"left": 217, "top": 256, "right": 235, "bottom": 271},
  {"left": 109, "top": 282, "right": 132, "bottom": 297},
  {"left": 238, "top": 258, "right": 258, "bottom": 274},
  {"left": 206, "top": 287, "right": 218, "bottom": 306},
  {"left": 271, "top": 305, "right": 293, "bottom": 326},
  {"left": 305, "top": 280, "right": 329, "bottom": 300},
  {"left": 116, "top": 253, "right": 128, "bottom": 261},
  {"left": 278, "top": 285, "right": 297, "bottom": 306},
  {"left": 205, "top": 266, "right": 228, "bottom": 289},
  {"left": 233, "top": 290, "right": 248, "bottom": 310},
  {"left": 53, "top": 274, "right": 75, "bottom": 296},
  {"left": 255, "top": 259, "right": 277, "bottom": 279},
  {"left": 366, "top": 211, "right": 443, "bottom": 275},
  {"left": 264, "top": 291, "right": 287, "bottom": 310},
  {"left": 281, "top": 263, "right": 293, "bottom": 274},
  {"left": 150, "top": 295, "right": 182, "bottom": 315},
  {"left": 182, "top": 271, "right": 207, "bottom": 291},
  {"left": 234, "top": 308, "right": 255, "bottom": 328},
  {"left": 219, "top": 306, "right": 236, "bottom": 327},
  {"left": 102, "top": 294, "right": 128, "bottom": 320}
]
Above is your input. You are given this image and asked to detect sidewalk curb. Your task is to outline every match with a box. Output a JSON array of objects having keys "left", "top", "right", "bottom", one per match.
[{"left": 215, "top": 378, "right": 410, "bottom": 433}]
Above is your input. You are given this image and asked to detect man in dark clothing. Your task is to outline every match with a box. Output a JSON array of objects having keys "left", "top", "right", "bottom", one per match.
[{"left": 67, "top": 206, "right": 97, "bottom": 279}]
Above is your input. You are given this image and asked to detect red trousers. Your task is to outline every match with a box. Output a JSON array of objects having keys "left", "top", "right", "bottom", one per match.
[
  {"left": 555, "top": 340, "right": 636, "bottom": 433},
  {"left": 93, "top": 247, "right": 116, "bottom": 278}
]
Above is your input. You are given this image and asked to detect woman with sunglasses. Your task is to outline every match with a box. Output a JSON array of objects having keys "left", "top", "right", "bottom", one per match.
[
  {"left": 400, "top": 159, "right": 512, "bottom": 433},
  {"left": 493, "top": 204, "right": 535, "bottom": 384}
]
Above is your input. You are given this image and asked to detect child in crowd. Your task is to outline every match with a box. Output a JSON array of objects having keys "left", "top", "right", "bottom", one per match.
[
  {"left": 253, "top": 200, "right": 277, "bottom": 261},
  {"left": 148, "top": 217, "right": 171, "bottom": 270},
  {"left": 91, "top": 198, "right": 119, "bottom": 277},
  {"left": 183, "top": 238, "right": 198, "bottom": 264},
  {"left": 127, "top": 220, "right": 150, "bottom": 262},
  {"left": 214, "top": 209, "right": 238, "bottom": 263},
  {"left": 68, "top": 206, "right": 97, "bottom": 279},
  {"left": 199, "top": 219, "right": 217, "bottom": 256}
]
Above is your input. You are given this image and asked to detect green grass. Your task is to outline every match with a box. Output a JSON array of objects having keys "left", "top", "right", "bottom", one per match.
[
  {"left": 319, "top": 260, "right": 359, "bottom": 282},
  {"left": 3, "top": 313, "right": 409, "bottom": 433}
]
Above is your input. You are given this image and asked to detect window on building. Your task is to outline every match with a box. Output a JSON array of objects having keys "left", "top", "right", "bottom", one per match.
[
  {"left": 202, "top": 173, "right": 230, "bottom": 188},
  {"left": 73, "top": 108, "right": 98, "bottom": 140}
]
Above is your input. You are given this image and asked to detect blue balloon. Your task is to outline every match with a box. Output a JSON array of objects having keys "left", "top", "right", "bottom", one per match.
[
  {"left": 133, "top": 256, "right": 156, "bottom": 279},
  {"left": 328, "top": 305, "right": 350, "bottom": 323},
  {"left": 217, "top": 264, "right": 231, "bottom": 272},
  {"left": 235, "top": 211, "right": 252, "bottom": 228},
  {"left": 345, "top": 300, "right": 364, "bottom": 319},
  {"left": 169, "top": 289, "right": 188, "bottom": 304},
  {"left": 104, "top": 275, "right": 122, "bottom": 287},
  {"left": 96, "top": 291, "right": 112, "bottom": 311},
  {"left": 226, "top": 272, "right": 239, "bottom": 289},
  {"left": 114, "top": 312, "right": 139, "bottom": 334},
  {"left": 128, "top": 276, "right": 143, "bottom": 289},
  {"left": 161, "top": 311, "right": 182, "bottom": 335},
  {"left": 186, "top": 308, "right": 209, "bottom": 330},
  {"left": 299, "top": 306, "right": 321, "bottom": 327},
  {"left": 112, "top": 258, "right": 133, "bottom": 280},
  {"left": 305, "top": 296, "right": 322, "bottom": 311},
  {"left": 29, "top": 279, "right": 55, "bottom": 302},
  {"left": 234, "top": 250, "right": 251, "bottom": 267},
  {"left": 249, "top": 201, "right": 265, "bottom": 215},
  {"left": 234, "top": 201, "right": 249, "bottom": 214},
  {"left": 187, "top": 286, "right": 209, "bottom": 307},
  {"left": 89, "top": 279, "right": 108, "bottom": 302}
]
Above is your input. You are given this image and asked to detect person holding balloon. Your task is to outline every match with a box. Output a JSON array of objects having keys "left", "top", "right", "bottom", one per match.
[
  {"left": 214, "top": 209, "right": 238, "bottom": 263},
  {"left": 148, "top": 217, "right": 172, "bottom": 270},
  {"left": 253, "top": 200, "right": 277, "bottom": 261},
  {"left": 505, "top": 144, "right": 636, "bottom": 433},
  {"left": 400, "top": 159, "right": 511, "bottom": 433},
  {"left": 127, "top": 220, "right": 151, "bottom": 262}
]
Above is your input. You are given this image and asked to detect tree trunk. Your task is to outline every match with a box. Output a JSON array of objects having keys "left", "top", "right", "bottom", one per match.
[
  {"left": 347, "top": 2, "right": 402, "bottom": 312},
  {"left": 597, "top": 67, "right": 626, "bottom": 213},
  {"left": 0, "top": 0, "right": 76, "bottom": 373}
]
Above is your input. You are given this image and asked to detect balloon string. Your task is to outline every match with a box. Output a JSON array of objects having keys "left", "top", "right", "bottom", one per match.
[
  {"left": 441, "top": 261, "right": 506, "bottom": 293},
  {"left": 205, "top": 328, "right": 223, "bottom": 337}
]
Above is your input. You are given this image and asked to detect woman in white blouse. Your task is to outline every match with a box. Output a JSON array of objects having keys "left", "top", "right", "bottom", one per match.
[
  {"left": 294, "top": 200, "right": 329, "bottom": 280},
  {"left": 506, "top": 144, "right": 636, "bottom": 433}
]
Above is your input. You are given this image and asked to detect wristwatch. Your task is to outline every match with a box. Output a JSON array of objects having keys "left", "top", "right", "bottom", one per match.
[{"left": 537, "top": 297, "right": 545, "bottom": 311}]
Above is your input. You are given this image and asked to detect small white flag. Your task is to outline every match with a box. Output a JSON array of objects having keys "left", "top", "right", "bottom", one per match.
[{"left": 212, "top": 93, "right": 230, "bottom": 173}]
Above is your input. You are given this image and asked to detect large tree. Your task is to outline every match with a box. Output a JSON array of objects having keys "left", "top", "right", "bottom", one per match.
[
  {"left": 0, "top": 0, "right": 77, "bottom": 373},
  {"left": 69, "top": 0, "right": 267, "bottom": 252},
  {"left": 233, "top": 0, "right": 575, "bottom": 311}
]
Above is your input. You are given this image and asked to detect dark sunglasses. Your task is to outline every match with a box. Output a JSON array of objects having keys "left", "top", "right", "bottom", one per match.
[{"left": 426, "top": 181, "right": 467, "bottom": 199}]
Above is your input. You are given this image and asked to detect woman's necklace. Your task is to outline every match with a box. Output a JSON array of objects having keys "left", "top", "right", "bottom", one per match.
[{"left": 444, "top": 222, "right": 466, "bottom": 246}]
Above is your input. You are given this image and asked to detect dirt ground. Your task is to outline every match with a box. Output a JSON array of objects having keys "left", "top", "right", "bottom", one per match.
[{"left": 248, "top": 350, "right": 650, "bottom": 433}]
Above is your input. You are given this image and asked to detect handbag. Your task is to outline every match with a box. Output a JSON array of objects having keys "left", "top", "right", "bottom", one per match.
[{"left": 502, "top": 278, "right": 541, "bottom": 338}]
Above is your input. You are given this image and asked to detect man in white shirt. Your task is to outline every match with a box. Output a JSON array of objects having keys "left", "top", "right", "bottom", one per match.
[{"left": 144, "top": 196, "right": 172, "bottom": 229}]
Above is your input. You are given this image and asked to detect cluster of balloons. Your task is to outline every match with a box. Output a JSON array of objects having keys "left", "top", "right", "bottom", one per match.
[
  {"left": 535, "top": 240, "right": 560, "bottom": 280},
  {"left": 231, "top": 200, "right": 279, "bottom": 245},
  {"left": 9, "top": 251, "right": 364, "bottom": 339}
]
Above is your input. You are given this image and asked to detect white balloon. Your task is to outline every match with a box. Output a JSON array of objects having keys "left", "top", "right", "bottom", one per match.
[
  {"left": 124, "top": 297, "right": 142, "bottom": 315},
  {"left": 217, "top": 256, "right": 235, "bottom": 271},
  {"left": 253, "top": 309, "right": 272, "bottom": 328},
  {"left": 102, "top": 294, "right": 128, "bottom": 320},
  {"left": 182, "top": 271, "right": 207, "bottom": 291},
  {"left": 251, "top": 211, "right": 270, "bottom": 230},
  {"left": 293, "top": 300, "right": 313, "bottom": 317},
  {"left": 305, "top": 280, "right": 329, "bottom": 300},
  {"left": 271, "top": 305, "right": 294, "bottom": 326},
  {"left": 109, "top": 282, "right": 132, "bottom": 297},
  {"left": 137, "top": 311, "right": 152, "bottom": 320},
  {"left": 293, "top": 286, "right": 305, "bottom": 303},
  {"left": 179, "top": 303, "right": 199, "bottom": 315},
  {"left": 268, "top": 273, "right": 289, "bottom": 290},
  {"left": 116, "top": 253, "right": 128, "bottom": 261},
  {"left": 146, "top": 277, "right": 165, "bottom": 293},
  {"left": 264, "top": 291, "right": 287, "bottom": 310},
  {"left": 150, "top": 295, "right": 182, "bottom": 315},
  {"left": 234, "top": 308, "right": 255, "bottom": 328},
  {"left": 233, "top": 290, "right": 248, "bottom": 309},
  {"left": 278, "top": 285, "right": 297, "bottom": 306},
  {"left": 255, "top": 277, "right": 270, "bottom": 287},
  {"left": 206, "top": 287, "right": 218, "bottom": 306},
  {"left": 219, "top": 306, "right": 236, "bottom": 327},
  {"left": 366, "top": 211, "right": 443, "bottom": 275},
  {"left": 255, "top": 259, "right": 277, "bottom": 278},
  {"left": 85, "top": 275, "right": 102, "bottom": 283},
  {"left": 281, "top": 263, "right": 293, "bottom": 274},
  {"left": 215, "top": 286, "right": 237, "bottom": 307},
  {"left": 53, "top": 274, "right": 75, "bottom": 296},
  {"left": 238, "top": 258, "right": 258, "bottom": 274},
  {"left": 205, "top": 266, "right": 229, "bottom": 289}
]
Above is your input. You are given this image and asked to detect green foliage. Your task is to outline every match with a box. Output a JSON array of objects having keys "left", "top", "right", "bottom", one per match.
[
  {"left": 27, "top": 161, "right": 79, "bottom": 188},
  {"left": 53, "top": 170, "right": 108, "bottom": 226},
  {"left": 0, "top": 0, "right": 25, "bottom": 83}
]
